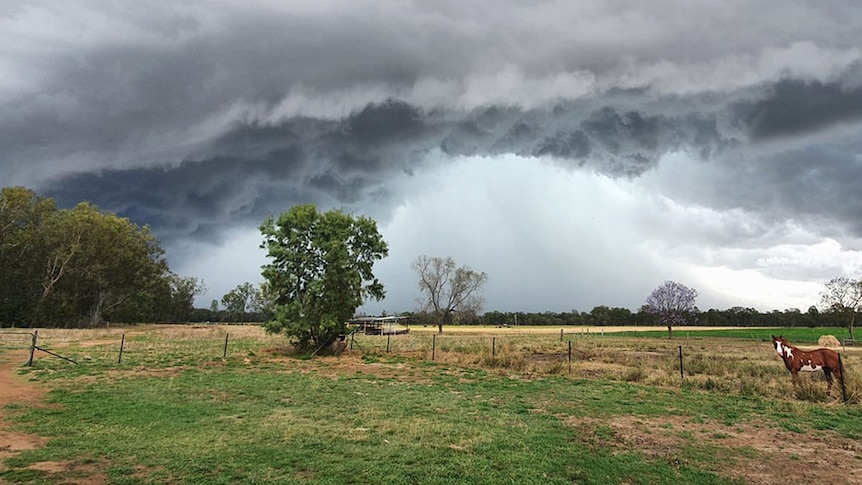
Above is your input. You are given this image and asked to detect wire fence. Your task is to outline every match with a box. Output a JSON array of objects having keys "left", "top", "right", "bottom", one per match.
[{"left": 1, "top": 325, "right": 858, "bottom": 404}]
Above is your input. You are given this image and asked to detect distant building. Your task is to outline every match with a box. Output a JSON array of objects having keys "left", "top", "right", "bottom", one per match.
[{"left": 348, "top": 316, "right": 410, "bottom": 335}]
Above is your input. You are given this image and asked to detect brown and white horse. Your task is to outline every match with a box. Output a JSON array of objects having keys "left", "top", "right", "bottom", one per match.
[{"left": 772, "top": 335, "right": 842, "bottom": 394}]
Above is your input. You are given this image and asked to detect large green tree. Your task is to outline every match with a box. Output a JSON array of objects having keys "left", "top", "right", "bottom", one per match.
[
  {"left": 1, "top": 187, "right": 173, "bottom": 326},
  {"left": 260, "top": 204, "right": 388, "bottom": 352},
  {"left": 412, "top": 255, "right": 488, "bottom": 334},
  {"left": 36, "top": 202, "right": 170, "bottom": 326}
]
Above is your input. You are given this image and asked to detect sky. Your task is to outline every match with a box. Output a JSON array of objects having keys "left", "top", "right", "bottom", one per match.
[{"left": 4, "top": 1, "right": 862, "bottom": 315}]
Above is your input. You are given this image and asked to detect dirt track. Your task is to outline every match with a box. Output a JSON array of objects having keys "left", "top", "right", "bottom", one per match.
[{"left": 0, "top": 351, "right": 47, "bottom": 470}]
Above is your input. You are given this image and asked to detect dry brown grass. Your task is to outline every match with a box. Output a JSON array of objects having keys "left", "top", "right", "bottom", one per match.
[
  {"left": 7, "top": 324, "right": 861, "bottom": 403},
  {"left": 359, "top": 329, "right": 862, "bottom": 403}
]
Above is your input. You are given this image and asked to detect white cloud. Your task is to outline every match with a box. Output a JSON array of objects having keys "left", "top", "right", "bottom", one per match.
[
  {"left": 360, "top": 152, "right": 862, "bottom": 314},
  {"left": 173, "top": 228, "right": 267, "bottom": 308}
]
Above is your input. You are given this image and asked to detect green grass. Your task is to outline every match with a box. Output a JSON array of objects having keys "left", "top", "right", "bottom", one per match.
[
  {"left": 605, "top": 327, "right": 849, "bottom": 343},
  {"left": 3, "top": 352, "right": 862, "bottom": 484},
  {"left": 3, "top": 326, "right": 862, "bottom": 484}
]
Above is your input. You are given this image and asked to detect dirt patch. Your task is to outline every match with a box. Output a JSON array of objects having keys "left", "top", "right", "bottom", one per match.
[
  {"left": 0, "top": 351, "right": 48, "bottom": 466},
  {"left": 565, "top": 414, "right": 862, "bottom": 484},
  {"left": 0, "top": 351, "right": 110, "bottom": 484},
  {"left": 25, "top": 459, "right": 109, "bottom": 484}
]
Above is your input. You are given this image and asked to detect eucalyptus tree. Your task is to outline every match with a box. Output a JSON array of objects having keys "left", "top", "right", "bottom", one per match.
[
  {"left": 0, "top": 187, "right": 56, "bottom": 324},
  {"left": 221, "top": 282, "right": 260, "bottom": 323},
  {"left": 1, "top": 187, "right": 171, "bottom": 326},
  {"left": 645, "top": 280, "right": 698, "bottom": 339},
  {"left": 260, "top": 204, "right": 388, "bottom": 352},
  {"left": 166, "top": 275, "right": 207, "bottom": 322},
  {"left": 412, "top": 255, "right": 488, "bottom": 334},
  {"left": 39, "top": 202, "right": 169, "bottom": 326}
]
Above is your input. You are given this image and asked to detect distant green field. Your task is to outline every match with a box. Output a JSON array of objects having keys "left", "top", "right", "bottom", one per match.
[{"left": 604, "top": 327, "right": 850, "bottom": 343}]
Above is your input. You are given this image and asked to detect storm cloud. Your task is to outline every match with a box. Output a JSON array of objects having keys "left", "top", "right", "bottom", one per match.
[{"left": 4, "top": 0, "right": 862, "bottom": 312}]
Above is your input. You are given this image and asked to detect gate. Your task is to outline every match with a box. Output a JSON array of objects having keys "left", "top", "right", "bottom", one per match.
[
  {"left": 0, "top": 330, "right": 38, "bottom": 365},
  {"left": 0, "top": 330, "right": 76, "bottom": 366}
]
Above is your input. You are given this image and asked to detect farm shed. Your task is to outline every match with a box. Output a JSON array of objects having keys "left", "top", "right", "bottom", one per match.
[{"left": 348, "top": 316, "right": 410, "bottom": 335}]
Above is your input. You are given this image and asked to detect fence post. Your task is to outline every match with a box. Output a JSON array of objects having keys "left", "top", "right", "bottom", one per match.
[
  {"left": 838, "top": 353, "right": 848, "bottom": 404},
  {"left": 223, "top": 333, "right": 229, "bottom": 358},
  {"left": 350, "top": 331, "right": 354, "bottom": 350},
  {"left": 560, "top": 329, "right": 563, "bottom": 342},
  {"left": 387, "top": 333, "right": 391, "bottom": 353},
  {"left": 492, "top": 337, "right": 496, "bottom": 361},
  {"left": 432, "top": 334, "right": 436, "bottom": 361},
  {"left": 678, "top": 346, "right": 684, "bottom": 379},
  {"left": 118, "top": 333, "right": 125, "bottom": 364},
  {"left": 568, "top": 340, "right": 572, "bottom": 374},
  {"left": 28, "top": 330, "right": 38, "bottom": 366}
]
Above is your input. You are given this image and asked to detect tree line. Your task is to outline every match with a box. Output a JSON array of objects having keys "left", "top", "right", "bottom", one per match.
[
  {"left": 0, "top": 187, "right": 205, "bottom": 327},
  {"left": 406, "top": 305, "right": 849, "bottom": 329},
  {"left": 4, "top": 187, "right": 859, "bottom": 347}
]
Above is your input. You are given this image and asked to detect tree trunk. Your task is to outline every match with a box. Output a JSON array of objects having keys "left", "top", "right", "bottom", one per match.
[
  {"left": 667, "top": 325, "right": 673, "bottom": 339},
  {"left": 90, "top": 291, "right": 105, "bottom": 327},
  {"left": 437, "top": 322, "right": 443, "bottom": 334},
  {"left": 850, "top": 311, "right": 856, "bottom": 341}
]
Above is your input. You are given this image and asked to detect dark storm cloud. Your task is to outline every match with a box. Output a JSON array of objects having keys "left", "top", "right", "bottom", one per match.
[
  {"left": 4, "top": 0, "right": 862, "bottom": 253},
  {"left": 47, "top": 150, "right": 307, "bottom": 241},
  {"left": 734, "top": 77, "right": 862, "bottom": 140},
  {"left": 705, "top": 142, "right": 862, "bottom": 236},
  {"left": 37, "top": 92, "right": 741, "bottom": 244}
]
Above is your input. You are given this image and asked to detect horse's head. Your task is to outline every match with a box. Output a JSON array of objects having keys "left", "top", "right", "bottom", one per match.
[{"left": 772, "top": 335, "right": 790, "bottom": 358}]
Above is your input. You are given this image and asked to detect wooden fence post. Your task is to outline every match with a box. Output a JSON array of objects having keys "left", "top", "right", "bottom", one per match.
[{"left": 838, "top": 353, "right": 848, "bottom": 404}]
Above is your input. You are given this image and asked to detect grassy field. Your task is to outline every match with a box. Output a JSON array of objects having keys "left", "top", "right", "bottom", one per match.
[{"left": 1, "top": 325, "right": 861, "bottom": 484}]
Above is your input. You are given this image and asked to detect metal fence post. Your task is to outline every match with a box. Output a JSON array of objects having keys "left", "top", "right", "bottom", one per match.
[
  {"left": 678, "top": 346, "right": 684, "bottom": 379},
  {"left": 28, "top": 330, "right": 37, "bottom": 366},
  {"left": 223, "top": 333, "right": 229, "bottom": 358},
  {"left": 568, "top": 340, "right": 572, "bottom": 374},
  {"left": 432, "top": 334, "right": 436, "bottom": 361},
  {"left": 118, "top": 333, "right": 125, "bottom": 364},
  {"left": 387, "top": 333, "right": 391, "bottom": 353}
]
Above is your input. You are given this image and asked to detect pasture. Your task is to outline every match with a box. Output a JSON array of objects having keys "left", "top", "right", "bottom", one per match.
[{"left": 1, "top": 324, "right": 861, "bottom": 484}]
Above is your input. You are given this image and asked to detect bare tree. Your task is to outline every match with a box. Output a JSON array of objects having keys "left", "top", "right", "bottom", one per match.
[
  {"left": 413, "top": 255, "right": 488, "bottom": 333},
  {"left": 820, "top": 276, "right": 862, "bottom": 340},
  {"left": 645, "top": 280, "right": 698, "bottom": 339}
]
